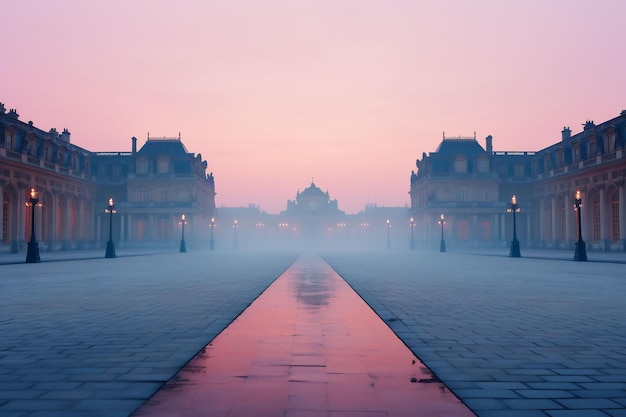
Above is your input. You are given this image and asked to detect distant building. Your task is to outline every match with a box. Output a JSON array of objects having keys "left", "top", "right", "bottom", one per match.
[
  {"left": 410, "top": 111, "right": 626, "bottom": 252},
  {"left": 92, "top": 134, "right": 216, "bottom": 248},
  {"left": 0, "top": 104, "right": 216, "bottom": 253}
]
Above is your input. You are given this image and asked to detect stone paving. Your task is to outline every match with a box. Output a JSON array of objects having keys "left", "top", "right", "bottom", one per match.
[
  {"left": 1, "top": 247, "right": 625, "bottom": 416},
  {"left": 0, "top": 251, "right": 298, "bottom": 417},
  {"left": 323, "top": 249, "right": 626, "bottom": 417}
]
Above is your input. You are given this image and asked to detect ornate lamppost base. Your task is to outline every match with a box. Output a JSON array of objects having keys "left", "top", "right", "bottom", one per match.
[
  {"left": 105, "top": 240, "right": 116, "bottom": 258},
  {"left": 25, "top": 241, "right": 41, "bottom": 263},
  {"left": 180, "top": 240, "right": 186, "bottom": 253},
  {"left": 440, "top": 240, "right": 446, "bottom": 252},
  {"left": 574, "top": 240, "right": 587, "bottom": 261},
  {"left": 509, "top": 239, "right": 521, "bottom": 257}
]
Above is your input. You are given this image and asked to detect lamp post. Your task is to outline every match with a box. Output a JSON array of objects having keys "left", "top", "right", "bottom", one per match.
[
  {"left": 104, "top": 198, "right": 116, "bottom": 258},
  {"left": 386, "top": 219, "right": 391, "bottom": 249},
  {"left": 233, "top": 219, "right": 238, "bottom": 250},
  {"left": 409, "top": 217, "right": 415, "bottom": 250},
  {"left": 438, "top": 213, "right": 446, "bottom": 252},
  {"left": 507, "top": 195, "right": 521, "bottom": 257},
  {"left": 25, "top": 188, "right": 41, "bottom": 263},
  {"left": 210, "top": 217, "right": 215, "bottom": 250},
  {"left": 573, "top": 190, "right": 587, "bottom": 261},
  {"left": 179, "top": 214, "right": 187, "bottom": 253}
]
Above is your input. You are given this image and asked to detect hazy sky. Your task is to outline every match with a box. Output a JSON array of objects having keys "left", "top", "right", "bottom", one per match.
[{"left": 2, "top": 1, "right": 625, "bottom": 213}]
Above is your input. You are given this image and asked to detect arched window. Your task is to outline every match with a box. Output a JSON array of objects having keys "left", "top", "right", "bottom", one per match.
[
  {"left": 593, "top": 194, "right": 601, "bottom": 241},
  {"left": 2, "top": 190, "right": 9, "bottom": 244},
  {"left": 611, "top": 193, "right": 620, "bottom": 241}
]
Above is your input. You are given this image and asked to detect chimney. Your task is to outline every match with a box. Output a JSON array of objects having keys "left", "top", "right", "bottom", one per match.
[
  {"left": 132, "top": 136, "right": 137, "bottom": 154},
  {"left": 561, "top": 127, "right": 571, "bottom": 142},
  {"left": 485, "top": 135, "right": 493, "bottom": 154},
  {"left": 61, "top": 128, "right": 71, "bottom": 142}
]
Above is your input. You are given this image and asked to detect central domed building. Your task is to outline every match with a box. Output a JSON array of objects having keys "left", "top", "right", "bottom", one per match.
[{"left": 279, "top": 182, "right": 347, "bottom": 248}]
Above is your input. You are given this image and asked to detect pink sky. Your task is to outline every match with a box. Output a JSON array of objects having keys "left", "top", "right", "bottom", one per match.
[{"left": 2, "top": 1, "right": 625, "bottom": 213}]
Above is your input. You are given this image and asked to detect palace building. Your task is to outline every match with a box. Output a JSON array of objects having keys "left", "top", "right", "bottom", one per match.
[
  {"left": 410, "top": 111, "right": 626, "bottom": 252},
  {"left": 1, "top": 104, "right": 216, "bottom": 253}
]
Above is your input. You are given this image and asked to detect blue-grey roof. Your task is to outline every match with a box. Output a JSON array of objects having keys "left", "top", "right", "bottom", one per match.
[
  {"left": 137, "top": 140, "right": 190, "bottom": 157},
  {"left": 435, "top": 139, "right": 486, "bottom": 156}
]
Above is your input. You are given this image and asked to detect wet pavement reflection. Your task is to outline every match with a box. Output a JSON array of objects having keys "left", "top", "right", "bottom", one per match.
[{"left": 133, "top": 254, "right": 475, "bottom": 417}]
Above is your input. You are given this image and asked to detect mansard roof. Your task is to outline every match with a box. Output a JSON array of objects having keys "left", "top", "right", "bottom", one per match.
[
  {"left": 137, "top": 138, "right": 190, "bottom": 157},
  {"left": 435, "top": 138, "right": 486, "bottom": 157}
]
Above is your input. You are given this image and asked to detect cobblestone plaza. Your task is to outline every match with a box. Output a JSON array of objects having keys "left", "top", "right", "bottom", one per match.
[{"left": 1, "top": 249, "right": 625, "bottom": 416}]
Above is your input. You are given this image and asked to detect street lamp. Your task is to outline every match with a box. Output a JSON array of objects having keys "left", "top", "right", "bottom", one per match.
[
  {"left": 438, "top": 213, "right": 446, "bottom": 252},
  {"left": 104, "top": 198, "right": 116, "bottom": 258},
  {"left": 386, "top": 219, "right": 391, "bottom": 249},
  {"left": 179, "top": 214, "right": 187, "bottom": 253},
  {"left": 507, "top": 195, "right": 521, "bottom": 257},
  {"left": 233, "top": 219, "right": 238, "bottom": 250},
  {"left": 25, "top": 188, "right": 41, "bottom": 263},
  {"left": 409, "top": 217, "right": 415, "bottom": 250},
  {"left": 210, "top": 217, "right": 215, "bottom": 250},
  {"left": 573, "top": 190, "right": 587, "bottom": 261}
]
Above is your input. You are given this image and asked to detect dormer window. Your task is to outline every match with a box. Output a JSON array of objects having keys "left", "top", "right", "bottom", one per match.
[
  {"left": 454, "top": 158, "right": 468, "bottom": 173},
  {"left": 606, "top": 133, "right": 616, "bottom": 152},
  {"left": 5, "top": 133, "right": 14, "bottom": 150},
  {"left": 157, "top": 158, "right": 169, "bottom": 174},
  {"left": 589, "top": 139, "right": 597, "bottom": 158},
  {"left": 477, "top": 158, "right": 489, "bottom": 173},
  {"left": 572, "top": 142, "right": 581, "bottom": 163},
  {"left": 137, "top": 159, "right": 149, "bottom": 174}
]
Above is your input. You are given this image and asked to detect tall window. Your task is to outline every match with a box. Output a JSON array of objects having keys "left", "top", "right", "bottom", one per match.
[
  {"left": 5, "top": 133, "right": 14, "bottom": 150},
  {"left": 156, "top": 218, "right": 169, "bottom": 240},
  {"left": 456, "top": 219, "right": 469, "bottom": 240},
  {"left": 612, "top": 193, "right": 620, "bottom": 241},
  {"left": 136, "top": 187, "right": 148, "bottom": 203},
  {"left": 160, "top": 188, "right": 169, "bottom": 203},
  {"left": 572, "top": 143, "right": 580, "bottom": 163},
  {"left": 514, "top": 164, "right": 524, "bottom": 177},
  {"left": 606, "top": 134, "right": 616, "bottom": 153},
  {"left": 2, "top": 190, "right": 9, "bottom": 244},
  {"left": 589, "top": 140, "right": 597, "bottom": 158},
  {"left": 455, "top": 188, "right": 468, "bottom": 202},
  {"left": 593, "top": 194, "right": 601, "bottom": 241}
]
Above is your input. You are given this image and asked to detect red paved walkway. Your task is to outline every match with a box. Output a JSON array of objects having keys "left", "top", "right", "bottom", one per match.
[{"left": 132, "top": 255, "right": 475, "bottom": 417}]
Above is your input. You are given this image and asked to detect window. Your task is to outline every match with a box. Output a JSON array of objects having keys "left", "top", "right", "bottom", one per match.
[
  {"left": 557, "top": 150, "right": 564, "bottom": 167},
  {"left": 572, "top": 143, "right": 580, "bottom": 163},
  {"left": 455, "top": 188, "right": 468, "bottom": 202},
  {"left": 514, "top": 164, "right": 524, "bottom": 177},
  {"left": 136, "top": 187, "right": 148, "bottom": 203},
  {"left": 160, "top": 188, "right": 169, "bottom": 203},
  {"left": 589, "top": 140, "right": 597, "bottom": 158},
  {"left": 5, "top": 133, "right": 14, "bottom": 150},
  {"left": 157, "top": 158, "right": 169, "bottom": 174},
  {"left": 593, "top": 194, "right": 600, "bottom": 241},
  {"left": 454, "top": 158, "right": 467, "bottom": 173},
  {"left": 607, "top": 134, "right": 616, "bottom": 153},
  {"left": 137, "top": 160, "right": 149, "bottom": 174},
  {"left": 612, "top": 193, "right": 620, "bottom": 241},
  {"left": 477, "top": 159, "right": 489, "bottom": 173}
]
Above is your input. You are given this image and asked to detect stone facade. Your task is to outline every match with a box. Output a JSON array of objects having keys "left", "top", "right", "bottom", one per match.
[
  {"left": 410, "top": 111, "right": 626, "bottom": 252},
  {"left": 0, "top": 104, "right": 216, "bottom": 253}
]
